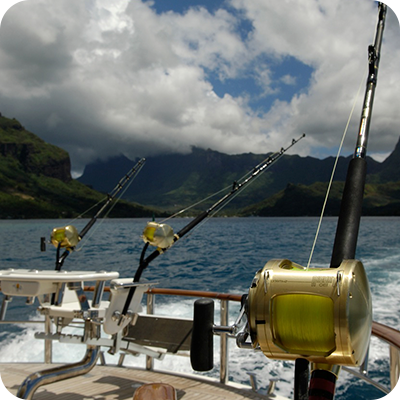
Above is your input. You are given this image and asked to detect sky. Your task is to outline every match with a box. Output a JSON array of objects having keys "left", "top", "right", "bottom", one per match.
[{"left": 0, "top": 0, "right": 399, "bottom": 177}]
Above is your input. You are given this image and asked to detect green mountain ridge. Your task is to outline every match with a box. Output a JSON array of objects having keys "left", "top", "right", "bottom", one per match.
[
  {"left": 0, "top": 115, "right": 158, "bottom": 219},
  {"left": 79, "top": 139, "right": 400, "bottom": 216},
  {"left": 241, "top": 181, "right": 400, "bottom": 217},
  {"left": 1, "top": 114, "right": 399, "bottom": 218}
]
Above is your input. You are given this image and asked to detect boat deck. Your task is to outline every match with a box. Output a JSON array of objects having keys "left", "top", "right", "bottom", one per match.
[{"left": 0, "top": 363, "right": 277, "bottom": 400}]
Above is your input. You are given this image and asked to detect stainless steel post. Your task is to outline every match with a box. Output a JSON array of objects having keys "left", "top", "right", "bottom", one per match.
[
  {"left": 44, "top": 315, "right": 53, "bottom": 364},
  {"left": 220, "top": 299, "right": 229, "bottom": 384},
  {"left": 146, "top": 293, "right": 155, "bottom": 370},
  {"left": 0, "top": 295, "right": 12, "bottom": 320}
]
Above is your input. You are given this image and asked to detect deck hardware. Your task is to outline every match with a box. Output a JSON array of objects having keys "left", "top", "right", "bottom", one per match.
[
  {"left": 25, "top": 296, "right": 35, "bottom": 305},
  {"left": 336, "top": 271, "right": 343, "bottom": 296},
  {"left": 99, "top": 351, "right": 106, "bottom": 366},
  {"left": 264, "top": 270, "right": 270, "bottom": 294},
  {"left": 236, "top": 332, "right": 253, "bottom": 349},
  {"left": 118, "top": 353, "right": 126, "bottom": 367},
  {"left": 54, "top": 283, "right": 66, "bottom": 306},
  {"left": 0, "top": 295, "right": 12, "bottom": 320},
  {"left": 112, "top": 311, "right": 121, "bottom": 322},
  {"left": 267, "top": 379, "right": 279, "bottom": 395},
  {"left": 247, "top": 372, "right": 258, "bottom": 392}
]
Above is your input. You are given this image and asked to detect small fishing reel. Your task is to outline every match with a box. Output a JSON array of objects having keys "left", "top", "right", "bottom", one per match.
[
  {"left": 50, "top": 225, "right": 81, "bottom": 249},
  {"left": 190, "top": 258, "right": 372, "bottom": 372},
  {"left": 142, "top": 222, "right": 175, "bottom": 249},
  {"left": 41, "top": 225, "right": 81, "bottom": 252}
]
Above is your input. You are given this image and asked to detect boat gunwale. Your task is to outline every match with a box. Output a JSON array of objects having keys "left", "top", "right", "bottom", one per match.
[
  {"left": 1, "top": 286, "right": 399, "bottom": 397},
  {"left": 2, "top": 286, "right": 399, "bottom": 352}
]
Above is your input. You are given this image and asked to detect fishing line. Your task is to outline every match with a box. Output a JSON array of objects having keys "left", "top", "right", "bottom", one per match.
[
  {"left": 177, "top": 150, "right": 283, "bottom": 240},
  {"left": 306, "top": 70, "right": 367, "bottom": 270},
  {"left": 76, "top": 162, "right": 145, "bottom": 252},
  {"left": 120, "top": 136, "right": 305, "bottom": 320},
  {"left": 160, "top": 152, "right": 276, "bottom": 223},
  {"left": 61, "top": 196, "right": 108, "bottom": 228},
  {"left": 49, "top": 197, "right": 108, "bottom": 256},
  {"left": 52, "top": 158, "right": 146, "bottom": 271},
  {"left": 198, "top": 161, "right": 276, "bottom": 226},
  {"left": 160, "top": 185, "right": 231, "bottom": 223},
  {"left": 161, "top": 151, "right": 280, "bottom": 228}
]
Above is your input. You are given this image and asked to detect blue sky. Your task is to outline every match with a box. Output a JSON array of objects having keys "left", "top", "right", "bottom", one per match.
[
  {"left": 0, "top": 0, "right": 399, "bottom": 176},
  {"left": 150, "top": 0, "right": 231, "bottom": 15}
]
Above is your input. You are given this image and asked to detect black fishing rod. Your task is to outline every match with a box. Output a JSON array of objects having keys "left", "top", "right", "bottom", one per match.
[
  {"left": 330, "top": 2, "right": 387, "bottom": 269},
  {"left": 54, "top": 158, "right": 146, "bottom": 271},
  {"left": 306, "top": 4, "right": 387, "bottom": 400},
  {"left": 119, "top": 134, "right": 305, "bottom": 321}
]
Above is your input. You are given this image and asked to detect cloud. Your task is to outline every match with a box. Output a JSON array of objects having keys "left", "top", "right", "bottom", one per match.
[{"left": 0, "top": 0, "right": 399, "bottom": 174}]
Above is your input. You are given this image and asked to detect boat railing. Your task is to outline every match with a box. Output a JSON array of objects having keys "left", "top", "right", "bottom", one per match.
[
  {"left": 144, "top": 288, "right": 243, "bottom": 384},
  {"left": 1, "top": 287, "right": 399, "bottom": 396},
  {"left": 142, "top": 288, "right": 400, "bottom": 395}
]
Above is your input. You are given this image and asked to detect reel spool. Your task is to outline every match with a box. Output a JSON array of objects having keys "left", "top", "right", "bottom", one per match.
[{"left": 246, "top": 259, "right": 372, "bottom": 366}]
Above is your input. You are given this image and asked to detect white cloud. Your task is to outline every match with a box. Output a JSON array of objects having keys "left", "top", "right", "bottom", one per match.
[
  {"left": 0, "top": 0, "right": 399, "bottom": 174},
  {"left": 280, "top": 75, "right": 297, "bottom": 86}
]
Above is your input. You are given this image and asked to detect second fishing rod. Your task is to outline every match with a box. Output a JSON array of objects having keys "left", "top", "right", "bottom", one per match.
[
  {"left": 51, "top": 158, "right": 146, "bottom": 271},
  {"left": 119, "top": 134, "right": 305, "bottom": 322}
]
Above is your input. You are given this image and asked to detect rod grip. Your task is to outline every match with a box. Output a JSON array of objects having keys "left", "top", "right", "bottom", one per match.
[
  {"left": 330, "top": 157, "right": 367, "bottom": 268},
  {"left": 308, "top": 369, "right": 337, "bottom": 400},
  {"left": 190, "top": 298, "right": 214, "bottom": 371}
]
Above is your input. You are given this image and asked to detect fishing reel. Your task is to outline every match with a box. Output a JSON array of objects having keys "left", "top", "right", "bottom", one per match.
[
  {"left": 190, "top": 258, "right": 372, "bottom": 371},
  {"left": 40, "top": 224, "right": 82, "bottom": 271},
  {"left": 50, "top": 225, "right": 81, "bottom": 249},
  {"left": 142, "top": 221, "right": 175, "bottom": 249},
  {"left": 40, "top": 225, "right": 81, "bottom": 252}
]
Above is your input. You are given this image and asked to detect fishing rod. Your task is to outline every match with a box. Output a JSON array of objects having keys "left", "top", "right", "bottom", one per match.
[
  {"left": 119, "top": 134, "right": 305, "bottom": 322},
  {"left": 330, "top": 2, "right": 387, "bottom": 270},
  {"left": 307, "top": 4, "right": 387, "bottom": 400},
  {"left": 50, "top": 158, "right": 146, "bottom": 271}
]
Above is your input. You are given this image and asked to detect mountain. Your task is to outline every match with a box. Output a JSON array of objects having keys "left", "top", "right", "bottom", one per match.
[
  {"left": 78, "top": 149, "right": 350, "bottom": 211},
  {"left": 78, "top": 141, "right": 399, "bottom": 215},
  {"left": 0, "top": 115, "right": 158, "bottom": 219},
  {"left": 241, "top": 138, "right": 400, "bottom": 217},
  {"left": 372, "top": 137, "right": 400, "bottom": 183},
  {"left": 2, "top": 113, "right": 398, "bottom": 218},
  {"left": 241, "top": 180, "right": 400, "bottom": 217}
]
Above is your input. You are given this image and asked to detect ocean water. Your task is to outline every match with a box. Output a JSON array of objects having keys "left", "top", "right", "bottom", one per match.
[{"left": 0, "top": 217, "right": 399, "bottom": 399}]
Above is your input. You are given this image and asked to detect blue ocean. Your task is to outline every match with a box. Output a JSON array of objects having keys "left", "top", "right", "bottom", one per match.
[{"left": 0, "top": 217, "right": 399, "bottom": 399}]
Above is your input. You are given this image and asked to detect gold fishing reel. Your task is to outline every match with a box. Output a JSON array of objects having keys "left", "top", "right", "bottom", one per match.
[
  {"left": 50, "top": 225, "right": 80, "bottom": 249},
  {"left": 246, "top": 259, "right": 372, "bottom": 366},
  {"left": 142, "top": 221, "right": 175, "bottom": 249}
]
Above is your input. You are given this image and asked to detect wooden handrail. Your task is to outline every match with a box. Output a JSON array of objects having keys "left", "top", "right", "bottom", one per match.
[
  {"left": 146, "top": 287, "right": 243, "bottom": 302},
  {"left": 83, "top": 286, "right": 243, "bottom": 302},
  {"left": 372, "top": 321, "right": 400, "bottom": 351}
]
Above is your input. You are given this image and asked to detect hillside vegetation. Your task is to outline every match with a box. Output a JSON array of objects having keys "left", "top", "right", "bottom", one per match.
[
  {"left": 79, "top": 139, "right": 400, "bottom": 216},
  {"left": 1, "top": 114, "right": 399, "bottom": 218},
  {"left": 0, "top": 115, "right": 158, "bottom": 219}
]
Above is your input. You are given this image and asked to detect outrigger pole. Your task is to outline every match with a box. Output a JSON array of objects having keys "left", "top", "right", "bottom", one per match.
[
  {"left": 308, "top": 3, "right": 387, "bottom": 400},
  {"left": 54, "top": 158, "right": 146, "bottom": 271},
  {"left": 119, "top": 134, "right": 306, "bottom": 321}
]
